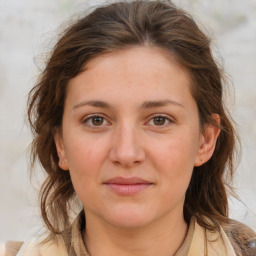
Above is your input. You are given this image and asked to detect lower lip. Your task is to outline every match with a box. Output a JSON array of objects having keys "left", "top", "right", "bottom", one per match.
[{"left": 104, "top": 183, "right": 152, "bottom": 196}]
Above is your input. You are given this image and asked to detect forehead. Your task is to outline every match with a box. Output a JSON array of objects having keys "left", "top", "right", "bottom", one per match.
[
  {"left": 66, "top": 46, "right": 193, "bottom": 108},
  {"left": 82, "top": 46, "right": 190, "bottom": 82}
]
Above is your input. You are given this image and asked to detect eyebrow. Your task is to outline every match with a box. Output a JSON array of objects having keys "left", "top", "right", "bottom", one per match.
[
  {"left": 73, "top": 99, "right": 184, "bottom": 110},
  {"left": 73, "top": 100, "right": 111, "bottom": 109},
  {"left": 141, "top": 100, "right": 184, "bottom": 109}
]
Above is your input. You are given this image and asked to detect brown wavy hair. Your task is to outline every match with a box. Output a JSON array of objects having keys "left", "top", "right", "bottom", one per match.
[{"left": 28, "top": 0, "right": 238, "bottom": 236}]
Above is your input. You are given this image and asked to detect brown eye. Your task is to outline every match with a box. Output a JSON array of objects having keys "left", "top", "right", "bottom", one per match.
[
  {"left": 91, "top": 116, "right": 104, "bottom": 126},
  {"left": 83, "top": 115, "right": 110, "bottom": 129},
  {"left": 153, "top": 116, "right": 167, "bottom": 126}
]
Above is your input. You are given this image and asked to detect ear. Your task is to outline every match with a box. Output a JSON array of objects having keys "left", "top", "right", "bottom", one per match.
[
  {"left": 54, "top": 131, "right": 69, "bottom": 171},
  {"left": 194, "top": 114, "right": 221, "bottom": 167}
]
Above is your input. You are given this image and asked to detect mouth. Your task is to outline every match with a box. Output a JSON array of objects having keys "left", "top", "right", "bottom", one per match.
[{"left": 103, "top": 176, "right": 154, "bottom": 196}]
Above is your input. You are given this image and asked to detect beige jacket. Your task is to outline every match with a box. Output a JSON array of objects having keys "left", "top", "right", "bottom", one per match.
[{"left": 2, "top": 213, "right": 256, "bottom": 256}]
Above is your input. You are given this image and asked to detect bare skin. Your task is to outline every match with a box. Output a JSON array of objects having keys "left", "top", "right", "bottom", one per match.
[{"left": 55, "top": 46, "right": 220, "bottom": 256}]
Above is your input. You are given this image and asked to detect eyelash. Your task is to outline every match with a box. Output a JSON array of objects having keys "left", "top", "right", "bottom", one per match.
[
  {"left": 82, "top": 114, "right": 174, "bottom": 129},
  {"left": 148, "top": 114, "right": 173, "bottom": 127},
  {"left": 82, "top": 114, "right": 109, "bottom": 128}
]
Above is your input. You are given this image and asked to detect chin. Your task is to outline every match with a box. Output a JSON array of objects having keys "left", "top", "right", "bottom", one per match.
[
  {"left": 104, "top": 208, "right": 153, "bottom": 229},
  {"left": 108, "top": 217, "right": 150, "bottom": 229}
]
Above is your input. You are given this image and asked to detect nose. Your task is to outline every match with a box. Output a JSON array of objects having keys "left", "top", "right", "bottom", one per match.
[{"left": 109, "top": 124, "right": 146, "bottom": 168}]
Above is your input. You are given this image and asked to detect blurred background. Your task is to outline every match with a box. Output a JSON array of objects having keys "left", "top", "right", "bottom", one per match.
[{"left": 0, "top": 0, "right": 255, "bottom": 241}]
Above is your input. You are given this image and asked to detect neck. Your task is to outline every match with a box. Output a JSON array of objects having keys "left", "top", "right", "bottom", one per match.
[{"left": 83, "top": 212, "right": 188, "bottom": 256}]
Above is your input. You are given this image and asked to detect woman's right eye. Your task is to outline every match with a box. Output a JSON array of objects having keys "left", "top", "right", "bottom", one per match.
[{"left": 83, "top": 115, "right": 109, "bottom": 128}]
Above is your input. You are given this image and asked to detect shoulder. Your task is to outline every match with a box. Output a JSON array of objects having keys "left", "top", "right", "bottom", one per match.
[
  {"left": 222, "top": 219, "right": 256, "bottom": 256},
  {"left": 2, "top": 236, "right": 68, "bottom": 256},
  {"left": 1, "top": 240, "right": 24, "bottom": 256}
]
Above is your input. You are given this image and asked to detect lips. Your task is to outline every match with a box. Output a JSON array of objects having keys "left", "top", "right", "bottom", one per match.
[{"left": 103, "top": 177, "right": 153, "bottom": 196}]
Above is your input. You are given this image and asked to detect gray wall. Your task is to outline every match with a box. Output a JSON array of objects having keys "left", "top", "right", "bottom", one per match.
[{"left": 0, "top": 0, "right": 255, "bottom": 241}]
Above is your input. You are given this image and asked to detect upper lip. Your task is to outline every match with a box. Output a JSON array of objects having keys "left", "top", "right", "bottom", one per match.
[{"left": 104, "top": 176, "right": 152, "bottom": 185}]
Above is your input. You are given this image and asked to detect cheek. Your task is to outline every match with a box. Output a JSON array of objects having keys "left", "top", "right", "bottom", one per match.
[
  {"left": 65, "top": 140, "right": 105, "bottom": 205},
  {"left": 63, "top": 134, "right": 112, "bottom": 199},
  {"left": 64, "top": 132, "right": 108, "bottom": 168},
  {"left": 149, "top": 133, "right": 198, "bottom": 184},
  {"left": 152, "top": 133, "right": 198, "bottom": 164}
]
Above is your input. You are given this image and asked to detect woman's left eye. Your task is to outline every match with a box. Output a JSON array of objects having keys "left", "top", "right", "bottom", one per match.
[{"left": 148, "top": 116, "right": 172, "bottom": 126}]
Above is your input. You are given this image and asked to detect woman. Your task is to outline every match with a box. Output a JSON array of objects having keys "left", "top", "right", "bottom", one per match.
[{"left": 3, "top": 0, "right": 256, "bottom": 255}]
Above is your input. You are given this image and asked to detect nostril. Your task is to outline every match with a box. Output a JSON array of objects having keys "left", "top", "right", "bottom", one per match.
[
  {"left": 109, "top": 147, "right": 145, "bottom": 167},
  {"left": 109, "top": 128, "right": 146, "bottom": 166}
]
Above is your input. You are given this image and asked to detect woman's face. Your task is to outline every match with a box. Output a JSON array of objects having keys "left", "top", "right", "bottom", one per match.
[{"left": 55, "top": 46, "right": 215, "bottom": 229}]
